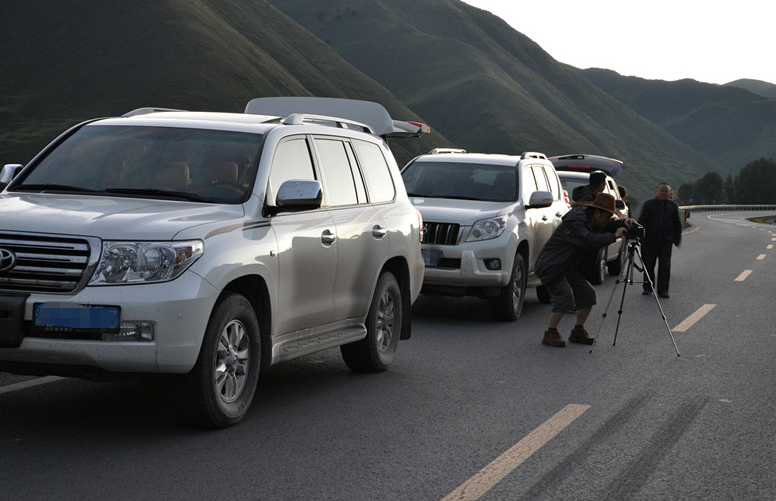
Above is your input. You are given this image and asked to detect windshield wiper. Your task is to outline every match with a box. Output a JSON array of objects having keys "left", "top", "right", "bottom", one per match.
[
  {"left": 105, "top": 188, "right": 209, "bottom": 202},
  {"left": 14, "top": 183, "right": 102, "bottom": 193}
]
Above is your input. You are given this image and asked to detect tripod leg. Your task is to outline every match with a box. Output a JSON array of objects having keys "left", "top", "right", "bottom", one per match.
[
  {"left": 633, "top": 246, "right": 681, "bottom": 356},
  {"left": 590, "top": 243, "right": 633, "bottom": 353}
]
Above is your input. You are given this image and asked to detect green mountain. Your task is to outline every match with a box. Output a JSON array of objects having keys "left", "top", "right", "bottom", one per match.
[
  {"left": 0, "top": 0, "right": 445, "bottom": 169},
  {"left": 726, "top": 79, "right": 776, "bottom": 99},
  {"left": 2, "top": 0, "right": 774, "bottom": 204},
  {"left": 583, "top": 69, "right": 776, "bottom": 172}
]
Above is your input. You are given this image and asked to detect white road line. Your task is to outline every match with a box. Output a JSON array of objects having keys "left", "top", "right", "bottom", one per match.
[
  {"left": 768, "top": 245, "right": 774, "bottom": 250},
  {"left": 0, "top": 376, "right": 64, "bottom": 395},
  {"left": 735, "top": 270, "right": 753, "bottom": 282},
  {"left": 756, "top": 254, "right": 766, "bottom": 260},
  {"left": 673, "top": 304, "right": 716, "bottom": 333},
  {"left": 441, "top": 404, "right": 590, "bottom": 501}
]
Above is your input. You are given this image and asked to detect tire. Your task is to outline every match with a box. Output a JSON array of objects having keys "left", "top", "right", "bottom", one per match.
[
  {"left": 341, "top": 271, "right": 401, "bottom": 373},
  {"left": 589, "top": 247, "right": 606, "bottom": 285},
  {"left": 491, "top": 253, "right": 527, "bottom": 321},
  {"left": 607, "top": 241, "right": 626, "bottom": 275},
  {"left": 175, "top": 293, "right": 261, "bottom": 428},
  {"left": 536, "top": 284, "right": 551, "bottom": 304}
]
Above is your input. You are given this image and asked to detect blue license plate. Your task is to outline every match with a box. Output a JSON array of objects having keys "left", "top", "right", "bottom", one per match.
[
  {"left": 422, "top": 248, "right": 442, "bottom": 267},
  {"left": 34, "top": 303, "right": 121, "bottom": 332}
]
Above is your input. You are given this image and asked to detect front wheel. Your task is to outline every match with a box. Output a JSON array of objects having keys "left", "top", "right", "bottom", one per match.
[
  {"left": 174, "top": 292, "right": 261, "bottom": 428},
  {"left": 341, "top": 271, "right": 402, "bottom": 373},
  {"left": 491, "top": 253, "right": 527, "bottom": 321}
]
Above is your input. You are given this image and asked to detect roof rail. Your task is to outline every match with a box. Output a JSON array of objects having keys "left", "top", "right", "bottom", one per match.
[
  {"left": 122, "top": 107, "right": 186, "bottom": 117},
  {"left": 281, "top": 113, "right": 373, "bottom": 133},
  {"left": 246, "top": 97, "right": 394, "bottom": 136},
  {"left": 429, "top": 148, "right": 467, "bottom": 154},
  {"left": 520, "top": 151, "right": 548, "bottom": 160}
]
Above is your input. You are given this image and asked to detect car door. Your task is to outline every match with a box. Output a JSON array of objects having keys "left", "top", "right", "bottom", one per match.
[
  {"left": 314, "top": 136, "right": 388, "bottom": 321},
  {"left": 268, "top": 136, "right": 336, "bottom": 334}
]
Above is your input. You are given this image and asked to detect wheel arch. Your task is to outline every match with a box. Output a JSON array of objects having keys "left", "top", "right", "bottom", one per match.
[{"left": 220, "top": 275, "right": 273, "bottom": 370}]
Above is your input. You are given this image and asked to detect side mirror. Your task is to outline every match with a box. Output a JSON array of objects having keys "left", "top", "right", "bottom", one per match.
[
  {"left": 274, "top": 179, "right": 322, "bottom": 212},
  {"left": 527, "top": 190, "right": 553, "bottom": 209},
  {"left": 0, "top": 164, "right": 23, "bottom": 190}
]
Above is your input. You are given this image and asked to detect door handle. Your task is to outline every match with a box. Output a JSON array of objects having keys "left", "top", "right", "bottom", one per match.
[
  {"left": 542, "top": 215, "right": 549, "bottom": 221},
  {"left": 372, "top": 225, "right": 387, "bottom": 238},
  {"left": 321, "top": 229, "right": 336, "bottom": 246}
]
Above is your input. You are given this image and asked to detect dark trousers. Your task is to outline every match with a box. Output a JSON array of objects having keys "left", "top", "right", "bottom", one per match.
[{"left": 641, "top": 241, "right": 672, "bottom": 294}]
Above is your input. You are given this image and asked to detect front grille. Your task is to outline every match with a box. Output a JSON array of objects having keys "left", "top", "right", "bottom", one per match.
[
  {"left": 0, "top": 233, "right": 98, "bottom": 293},
  {"left": 423, "top": 222, "right": 460, "bottom": 245}
]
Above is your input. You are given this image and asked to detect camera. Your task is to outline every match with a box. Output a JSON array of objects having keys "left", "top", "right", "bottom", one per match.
[{"left": 627, "top": 222, "right": 644, "bottom": 240}]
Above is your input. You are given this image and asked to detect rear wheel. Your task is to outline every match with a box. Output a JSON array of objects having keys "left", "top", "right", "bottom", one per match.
[
  {"left": 491, "top": 253, "right": 527, "bottom": 321},
  {"left": 174, "top": 293, "right": 260, "bottom": 428},
  {"left": 341, "top": 271, "right": 401, "bottom": 373}
]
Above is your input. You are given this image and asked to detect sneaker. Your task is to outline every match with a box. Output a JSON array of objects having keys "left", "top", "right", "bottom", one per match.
[
  {"left": 568, "top": 326, "right": 594, "bottom": 345},
  {"left": 542, "top": 329, "right": 566, "bottom": 347}
]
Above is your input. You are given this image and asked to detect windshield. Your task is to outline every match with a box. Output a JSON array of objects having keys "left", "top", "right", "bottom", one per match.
[
  {"left": 402, "top": 161, "right": 518, "bottom": 202},
  {"left": 14, "top": 125, "right": 263, "bottom": 203}
]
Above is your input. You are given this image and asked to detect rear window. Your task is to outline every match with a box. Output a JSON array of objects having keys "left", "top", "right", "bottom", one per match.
[{"left": 402, "top": 161, "right": 518, "bottom": 202}]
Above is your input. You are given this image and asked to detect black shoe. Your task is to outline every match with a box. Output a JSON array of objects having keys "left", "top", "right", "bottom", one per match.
[
  {"left": 642, "top": 290, "right": 651, "bottom": 295},
  {"left": 658, "top": 292, "right": 670, "bottom": 298}
]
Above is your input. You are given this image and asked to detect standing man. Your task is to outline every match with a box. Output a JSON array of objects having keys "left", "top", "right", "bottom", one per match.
[
  {"left": 535, "top": 193, "right": 634, "bottom": 347},
  {"left": 638, "top": 182, "right": 682, "bottom": 298}
]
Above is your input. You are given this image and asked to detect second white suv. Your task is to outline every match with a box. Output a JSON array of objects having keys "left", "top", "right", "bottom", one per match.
[{"left": 401, "top": 151, "right": 568, "bottom": 320}]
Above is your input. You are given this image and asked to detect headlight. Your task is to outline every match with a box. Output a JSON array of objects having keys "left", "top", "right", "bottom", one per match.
[
  {"left": 466, "top": 215, "right": 508, "bottom": 242},
  {"left": 89, "top": 240, "right": 204, "bottom": 285}
]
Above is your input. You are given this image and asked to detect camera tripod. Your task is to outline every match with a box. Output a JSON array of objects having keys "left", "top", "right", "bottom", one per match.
[{"left": 590, "top": 238, "right": 680, "bottom": 356}]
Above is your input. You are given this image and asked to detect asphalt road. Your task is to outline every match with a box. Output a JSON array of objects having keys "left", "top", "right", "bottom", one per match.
[{"left": 1, "top": 211, "right": 774, "bottom": 501}]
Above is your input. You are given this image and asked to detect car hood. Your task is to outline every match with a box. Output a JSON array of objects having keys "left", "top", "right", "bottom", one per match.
[
  {"left": 409, "top": 197, "right": 514, "bottom": 225},
  {"left": 0, "top": 193, "right": 246, "bottom": 240}
]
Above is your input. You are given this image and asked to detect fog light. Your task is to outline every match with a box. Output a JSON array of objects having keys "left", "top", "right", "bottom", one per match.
[
  {"left": 101, "top": 322, "right": 155, "bottom": 342},
  {"left": 485, "top": 259, "right": 501, "bottom": 270}
]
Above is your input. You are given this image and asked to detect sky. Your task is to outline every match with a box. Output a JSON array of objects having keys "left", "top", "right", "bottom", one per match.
[{"left": 462, "top": 1, "right": 774, "bottom": 85}]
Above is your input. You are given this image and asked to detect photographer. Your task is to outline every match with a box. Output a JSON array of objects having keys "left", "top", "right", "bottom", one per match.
[{"left": 535, "top": 193, "right": 635, "bottom": 347}]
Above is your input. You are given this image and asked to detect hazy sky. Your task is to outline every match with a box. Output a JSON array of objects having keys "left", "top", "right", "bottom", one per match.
[{"left": 462, "top": 1, "right": 773, "bottom": 85}]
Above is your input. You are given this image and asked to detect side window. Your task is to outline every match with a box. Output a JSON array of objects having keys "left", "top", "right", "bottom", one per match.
[
  {"left": 314, "top": 138, "right": 358, "bottom": 207},
  {"left": 544, "top": 166, "right": 561, "bottom": 200},
  {"left": 353, "top": 140, "right": 395, "bottom": 203},
  {"left": 268, "top": 137, "right": 315, "bottom": 204},
  {"left": 531, "top": 165, "right": 549, "bottom": 192},
  {"left": 523, "top": 166, "right": 538, "bottom": 199}
]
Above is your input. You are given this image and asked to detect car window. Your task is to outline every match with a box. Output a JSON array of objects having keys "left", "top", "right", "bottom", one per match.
[
  {"left": 402, "top": 160, "right": 518, "bottom": 202},
  {"left": 543, "top": 166, "right": 561, "bottom": 200},
  {"left": 268, "top": 137, "right": 316, "bottom": 204},
  {"left": 353, "top": 140, "right": 395, "bottom": 203},
  {"left": 314, "top": 137, "right": 359, "bottom": 207},
  {"left": 530, "top": 165, "right": 549, "bottom": 193}
]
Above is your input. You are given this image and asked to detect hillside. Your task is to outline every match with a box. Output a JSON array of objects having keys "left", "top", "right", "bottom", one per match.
[
  {"left": 726, "top": 79, "right": 776, "bottom": 99},
  {"left": 3, "top": 0, "right": 774, "bottom": 204},
  {"left": 265, "top": 0, "right": 722, "bottom": 202},
  {"left": 583, "top": 69, "right": 776, "bottom": 170},
  {"left": 0, "top": 0, "right": 446, "bottom": 168}
]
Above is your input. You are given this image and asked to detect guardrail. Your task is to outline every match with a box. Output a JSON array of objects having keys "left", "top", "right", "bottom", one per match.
[{"left": 678, "top": 204, "right": 776, "bottom": 212}]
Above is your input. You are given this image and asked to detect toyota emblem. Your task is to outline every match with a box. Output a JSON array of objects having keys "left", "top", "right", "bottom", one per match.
[{"left": 0, "top": 248, "right": 17, "bottom": 273}]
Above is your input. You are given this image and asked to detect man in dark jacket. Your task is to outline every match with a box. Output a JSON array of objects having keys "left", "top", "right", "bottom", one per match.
[
  {"left": 571, "top": 170, "right": 607, "bottom": 204},
  {"left": 638, "top": 182, "right": 682, "bottom": 298},
  {"left": 535, "top": 193, "right": 634, "bottom": 347}
]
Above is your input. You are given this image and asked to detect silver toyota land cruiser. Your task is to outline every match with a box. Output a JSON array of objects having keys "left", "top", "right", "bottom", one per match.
[{"left": 0, "top": 97, "right": 427, "bottom": 427}]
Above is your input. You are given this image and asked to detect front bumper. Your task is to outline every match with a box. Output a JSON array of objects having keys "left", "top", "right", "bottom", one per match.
[{"left": 0, "top": 272, "right": 218, "bottom": 375}]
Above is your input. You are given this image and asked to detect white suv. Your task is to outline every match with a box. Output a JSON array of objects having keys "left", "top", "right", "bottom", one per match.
[
  {"left": 0, "top": 97, "right": 427, "bottom": 427},
  {"left": 401, "top": 151, "right": 568, "bottom": 320}
]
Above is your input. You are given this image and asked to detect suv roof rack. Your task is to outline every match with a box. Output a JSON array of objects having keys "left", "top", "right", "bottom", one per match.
[
  {"left": 122, "top": 107, "right": 186, "bottom": 117},
  {"left": 281, "top": 113, "right": 373, "bottom": 133},
  {"left": 245, "top": 96, "right": 429, "bottom": 139},
  {"left": 429, "top": 148, "right": 467, "bottom": 154},
  {"left": 520, "top": 152, "right": 548, "bottom": 160}
]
